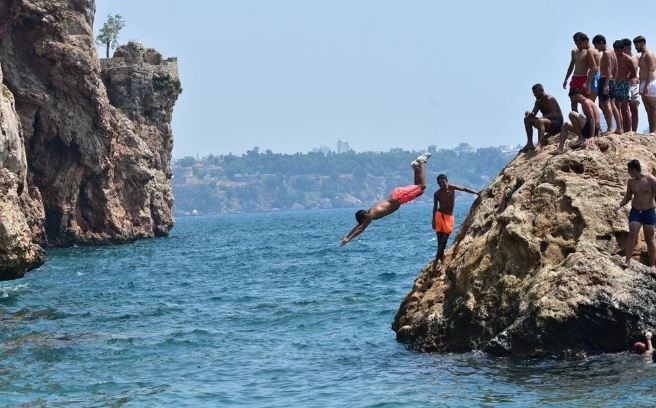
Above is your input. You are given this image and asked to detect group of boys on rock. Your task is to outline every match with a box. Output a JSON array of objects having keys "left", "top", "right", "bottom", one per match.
[
  {"left": 522, "top": 33, "right": 655, "bottom": 155},
  {"left": 522, "top": 32, "right": 656, "bottom": 274},
  {"left": 341, "top": 32, "right": 656, "bottom": 277}
]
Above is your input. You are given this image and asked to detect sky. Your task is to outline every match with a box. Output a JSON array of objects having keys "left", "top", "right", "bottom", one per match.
[{"left": 95, "top": 0, "right": 656, "bottom": 157}]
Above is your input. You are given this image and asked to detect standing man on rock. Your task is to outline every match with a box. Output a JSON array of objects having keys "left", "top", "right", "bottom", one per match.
[
  {"left": 635, "top": 36, "right": 656, "bottom": 134},
  {"left": 593, "top": 35, "right": 622, "bottom": 134},
  {"left": 520, "top": 84, "right": 564, "bottom": 153},
  {"left": 624, "top": 38, "right": 641, "bottom": 132},
  {"left": 613, "top": 39, "right": 638, "bottom": 133},
  {"left": 615, "top": 159, "right": 656, "bottom": 273},
  {"left": 431, "top": 174, "right": 479, "bottom": 273},
  {"left": 563, "top": 32, "right": 599, "bottom": 111},
  {"left": 340, "top": 153, "right": 431, "bottom": 246}
]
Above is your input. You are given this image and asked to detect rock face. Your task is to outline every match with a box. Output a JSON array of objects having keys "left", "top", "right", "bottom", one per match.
[
  {"left": 393, "top": 134, "right": 656, "bottom": 357},
  {"left": 0, "top": 62, "right": 45, "bottom": 278},
  {"left": 0, "top": 1, "right": 181, "bottom": 279}
]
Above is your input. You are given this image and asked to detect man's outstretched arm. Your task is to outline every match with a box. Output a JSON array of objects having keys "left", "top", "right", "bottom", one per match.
[
  {"left": 615, "top": 183, "right": 633, "bottom": 212},
  {"left": 452, "top": 185, "right": 480, "bottom": 195},
  {"left": 340, "top": 220, "right": 371, "bottom": 246}
]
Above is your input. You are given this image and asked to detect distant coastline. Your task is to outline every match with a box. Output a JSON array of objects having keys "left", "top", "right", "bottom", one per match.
[{"left": 172, "top": 143, "right": 517, "bottom": 215}]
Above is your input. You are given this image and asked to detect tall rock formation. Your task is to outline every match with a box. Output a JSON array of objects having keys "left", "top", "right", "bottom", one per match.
[
  {"left": 394, "top": 134, "right": 656, "bottom": 357},
  {"left": 0, "top": 1, "right": 181, "bottom": 279}
]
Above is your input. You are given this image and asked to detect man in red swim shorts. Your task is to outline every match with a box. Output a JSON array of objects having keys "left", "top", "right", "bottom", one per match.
[
  {"left": 432, "top": 173, "right": 479, "bottom": 273},
  {"left": 340, "top": 152, "right": 431, "bottom": 246}
]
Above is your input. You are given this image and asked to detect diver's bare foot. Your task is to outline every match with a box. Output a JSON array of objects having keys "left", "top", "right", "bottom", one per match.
[
  {"left": 614, "top": 129, "right": 624, "bottom": 135},
  {"left": 570, "top": 137, "right": 587, "bottom": 149},
  {"left": 550, "top": 148, "right": 565, "bottom": 156},
  {"left": 519, "top": 144, "right": 535, "bottom": 153},
  {"left": 650, "top": 266, "right": 656, "bottom": 276},
  {"left": 620, "top": 259, "right": 630, "bottom": 269}
]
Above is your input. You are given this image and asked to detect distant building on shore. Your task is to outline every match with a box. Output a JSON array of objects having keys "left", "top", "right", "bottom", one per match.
[{"left": 337, "top": 140, "right": 351, "bottom": 154}]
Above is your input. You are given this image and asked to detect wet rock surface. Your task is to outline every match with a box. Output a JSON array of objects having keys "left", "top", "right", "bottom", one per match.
[{"left": 393, "top": 134, "right": 656, "bottom": 357}]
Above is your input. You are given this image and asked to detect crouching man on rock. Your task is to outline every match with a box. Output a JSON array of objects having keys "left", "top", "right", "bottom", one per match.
[{"left": 614, "top": 159, "right": 656, "bottom": 273}]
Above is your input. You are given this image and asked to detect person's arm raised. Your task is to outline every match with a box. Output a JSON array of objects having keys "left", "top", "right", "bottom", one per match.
[{"left": 564, "top": 50, "right": 575, "bottom": 89}]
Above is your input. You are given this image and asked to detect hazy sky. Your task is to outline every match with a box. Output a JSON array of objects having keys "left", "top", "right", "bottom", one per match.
[{"left": 95, "top": 0, "right": 656, "bottom": 157}]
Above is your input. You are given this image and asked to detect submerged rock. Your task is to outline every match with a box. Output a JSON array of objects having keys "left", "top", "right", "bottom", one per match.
[
  {"left": 0, "top": 1, "right": 181, "bottom": 279},
  {"left": 393, "top": 134, "right": 656, "bottom": 357}
]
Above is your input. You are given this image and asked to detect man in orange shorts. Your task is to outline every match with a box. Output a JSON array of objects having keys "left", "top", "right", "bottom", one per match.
[
  {"left": 340, "top": 152, "right": 431, "bottom": 246},
  {"left": 432, "top": 174, "right": 479, "bottom": 273}
]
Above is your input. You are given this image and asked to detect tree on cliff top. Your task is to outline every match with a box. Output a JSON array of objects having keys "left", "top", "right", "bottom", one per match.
[{"left": 96, "top": 14, "right": 125, "bottom": 59}]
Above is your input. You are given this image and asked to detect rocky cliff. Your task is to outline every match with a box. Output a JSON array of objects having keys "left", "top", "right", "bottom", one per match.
[
  {"left": 393, "top": 134, "right": 656, "bottom": 357},
  {"left": 0, "top": 1, "right": 181, "bottom": 279}
]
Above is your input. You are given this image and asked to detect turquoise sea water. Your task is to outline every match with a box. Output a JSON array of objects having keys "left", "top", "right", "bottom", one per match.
[{"left": 1, "top": 201, "right": 655, "bottom": 406}]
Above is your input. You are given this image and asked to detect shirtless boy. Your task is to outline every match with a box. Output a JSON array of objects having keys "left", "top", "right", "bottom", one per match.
[
  {"left": 551, "top": 88, "right": 600, "bottom": 155},
  {"left": 521, "top": 84, "right": 564, "bottom": 152},
  {"left": 593, "top": 35, "right": 622, "bottom": 134},
  {"left": 563, "top": 32, "right": 599, "bottom": 111},
  {"left": 431, "top": 174, "right": 478, "bottom": 273},
  {"left": 634, "top": 36, "right": 656, "bottom": 134},
  {"left": 623, "top": 38, "right": 641, "bottom": 132},
  {"left": 614, "top": 159, "right": 656, "bottom": 273},
  {"left": 340, "top": 152, "right": 431, "bottom": 246},
  {"left": 613, "top": 39, "right": 638, "bottom": 132}
]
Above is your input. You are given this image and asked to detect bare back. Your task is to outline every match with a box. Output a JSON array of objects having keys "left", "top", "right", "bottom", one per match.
[
  {"left": 629, "top": 54, "right": 639, "bottom": 81},
  {"left": 599, "top": 50, "right": 613, "bottom": 78},
  {"left": 435, "top": 188, "right": 456, "bottom": 214},
  {"left": 616, "top": 51, "right": 631, "bottom": 80},
  {"left": 629, "top": 175, "right": 656, "bottom": 210},
  {"left": 537, "top": 94, "right": 563, "bottom": 121},
  {"left": 369, "top": 197, "right": 400, "bottom": 219},
  {"left": 638, "top": 49, "right": 656, "bottom": 80}
]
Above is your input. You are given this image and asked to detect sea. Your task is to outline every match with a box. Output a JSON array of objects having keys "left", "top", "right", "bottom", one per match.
[{"left": 0, "top": 201, "right": 655, "bottom": 407}]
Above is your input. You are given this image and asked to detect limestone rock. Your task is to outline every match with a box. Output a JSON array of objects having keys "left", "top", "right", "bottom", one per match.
[
  {"left": 393, "top": 134, "right": 656, "bottom": 357},
  {"left": 0, "top": 1, "right": 181, "bottom": 278},
  {"left": 0, "top": 62, "right": 45, "bottom": 278}
]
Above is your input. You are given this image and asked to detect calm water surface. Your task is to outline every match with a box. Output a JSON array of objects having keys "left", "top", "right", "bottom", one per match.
[{"left": 0, "top": 201, "right": 655, "bottom": 407}]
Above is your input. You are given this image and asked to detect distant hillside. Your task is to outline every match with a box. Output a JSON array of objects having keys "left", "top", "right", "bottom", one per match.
[{"left": 172, "top": 144, "right": 518, "bottom": 215}]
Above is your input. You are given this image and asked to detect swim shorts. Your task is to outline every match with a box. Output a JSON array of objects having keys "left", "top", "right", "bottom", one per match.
[
  {"left": 639, "top": 80, "right": 656, "bottom": 97},
  {"left": 590, "top": 72, "right": 601, "bottom": 94},
  {"left": 629, "top": 207, "right": 656, "bottom": 225},
  {"left": 548, "top": 118, "right": 564, "bottom": 134},
  {"left": 569, "top": 75, "right": 588, "bottom": 94},
  {"left": 598, "top": 77, "right": 611, "bottom": 101},
  {"left": 434, "top": 211, "right": 455, "bottom": 234},
  {"left": 630, "top": 83, "right": 641, "bottom": 104},
  {"left": 613, "top": 79, "right": 631, "bottom": 101},
  {"left": 390, "top": 184, "right": 423, "bottom": 204}
]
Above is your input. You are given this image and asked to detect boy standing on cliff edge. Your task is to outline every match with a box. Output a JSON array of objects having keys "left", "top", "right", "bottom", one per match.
[
  {"left": 615, "top": 159, "right": 656, "bottom": 273},
  {"left": 432, "top": 174, "right": 479, "bottom": 273}
]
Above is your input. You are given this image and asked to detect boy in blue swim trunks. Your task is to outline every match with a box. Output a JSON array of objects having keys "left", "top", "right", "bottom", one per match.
[{"left": 615, "top": 159, "right": 656, "bottom": 272}]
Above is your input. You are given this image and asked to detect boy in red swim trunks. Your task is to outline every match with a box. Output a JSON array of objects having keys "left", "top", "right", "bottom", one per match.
[
  {"left": 340, "top": 152, "right": 431, "bottom": 246},
  {"left": 432, "top": 174, "right": 479, "bottom": 273}
]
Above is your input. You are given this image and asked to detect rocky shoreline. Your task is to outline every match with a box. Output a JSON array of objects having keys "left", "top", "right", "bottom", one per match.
[
  {"left": 0, "top": 1, "right": 181, "bottom": 279},
  {"left": 394, "top": 134, "right": 656, "bottom": 357}
]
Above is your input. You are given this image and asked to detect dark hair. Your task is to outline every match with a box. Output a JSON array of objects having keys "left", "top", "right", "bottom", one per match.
[
  {"left": 573, "top": 32, "right": 588, "bottom": 42},
  {"left": 592, "top": 34, "right": 606, "bottom": 45},
  {"left": 628, "top": 159, "right": 641, "bottom": 172},
  {"left": 613, "top": 40, "right": 622, "bottom": 50},
  {"left": 355, "top": 209, "right": 367, "bottom": 224},
  {"left": 622, "top": 38, "right": 632, "bottom": 48},
  {"left": 437, "top": 174, "right": 448, "bottom": 182},
  {"left": 634, "top": 36, "right": 646, "bottom": 45},
  {"left": 531, "top": 83, "right": 543, "bottom": 91},
  {"left": 568, "top": 88, "right": 582, "bottom": 97}
]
